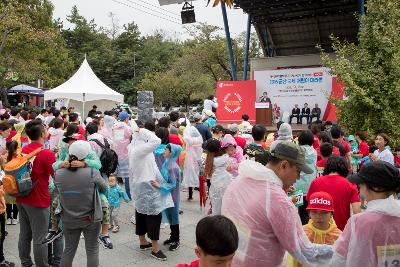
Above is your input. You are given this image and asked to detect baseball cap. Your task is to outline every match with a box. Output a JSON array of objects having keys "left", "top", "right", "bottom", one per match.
[
  {"left": 348, "top": 161, "right": 400, "bottom": 191},
  {"left": 307, "top": 192, "right": 334, "bottom": 212},
  {"left": 118, "top": 112, "right": 129, "bottom": 121},
  {"left": 202, "top": 138, "right": 221, "bottom": 152},
  {"left": 69, "top": 140, "right": 91, "bottom": 160},
  {"left": 270, "top": 141, "right": 314, "bottom": 174}
]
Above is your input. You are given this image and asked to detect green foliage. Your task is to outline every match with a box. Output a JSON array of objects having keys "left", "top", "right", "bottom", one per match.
[
  {"left": 0, "top": 0, "right": 74, "bottom": 103},
  {"left": 321, "top": 0, "right": 400, "bottom": 145}
]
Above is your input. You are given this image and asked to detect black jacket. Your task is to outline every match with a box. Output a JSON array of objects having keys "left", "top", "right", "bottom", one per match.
[
  {"left": 291, "top": 108, "right": 300, "bottom": 115},
  {"left": 312, "top": 108, "right": 321, "bottom": 116},
  {"left": 301, "top": 107, "right": 310, "bottom": 115}
]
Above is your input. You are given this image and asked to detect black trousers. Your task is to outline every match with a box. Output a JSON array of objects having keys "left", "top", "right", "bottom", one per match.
[
  {"left": 188, "top": 187, "right": 193, "bottom": 199},
  {"left": 6, "top": 204, "right": 18, "bottom": 219},
  {"left": 170, "top": 224, "right": 180, "bottom": 242},
  {"left": 135, "top": 211, "right": 162, "bottom": 241},
  {"left": 0, "top": 213, "right": 5, "bottom": 262},
  {"left": 310, "top": 114, "right": 320, "bottom": 123},
  {"left": 289, "top": 114, "right": 300, "bottom": 124}
]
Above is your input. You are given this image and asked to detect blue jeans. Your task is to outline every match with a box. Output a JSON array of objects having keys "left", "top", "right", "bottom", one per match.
[{"left": 124, "top": 177, "right": 131, "bottom": 200}]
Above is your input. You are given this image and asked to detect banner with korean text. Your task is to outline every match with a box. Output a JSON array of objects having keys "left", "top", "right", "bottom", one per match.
[{"left": 253, "top": 67, "right": 333, "bottom": 118}]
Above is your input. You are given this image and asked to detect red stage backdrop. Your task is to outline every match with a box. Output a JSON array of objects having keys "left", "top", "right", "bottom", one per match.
[{"left": 216, "top": 81, "right": 256, "bottom": 123}]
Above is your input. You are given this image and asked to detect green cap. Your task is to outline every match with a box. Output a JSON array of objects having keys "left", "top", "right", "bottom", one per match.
[{"left": 270, "top": 141, "right": 313, "bottom": 174}]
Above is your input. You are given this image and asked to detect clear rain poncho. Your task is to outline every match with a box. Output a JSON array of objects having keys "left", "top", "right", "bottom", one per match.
[
  {"left": 209, "top": 154, "right": 232, "bottom": 215},
  {"left": 128, "top": 129, "right": 173, "bottom": 215},
  {"left": 182, "top": 126, "right": 203, "bottom": 188},
  {"left": 331, "top": 195, "right": 400, "bottom": 267},
  {"left": 221, "top": 160, "right": 333, "bottom": 267}
]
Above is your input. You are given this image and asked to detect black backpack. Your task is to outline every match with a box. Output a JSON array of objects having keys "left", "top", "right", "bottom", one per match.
[{"left": 92, "top": 138, "right": 119, "bottom": 176}]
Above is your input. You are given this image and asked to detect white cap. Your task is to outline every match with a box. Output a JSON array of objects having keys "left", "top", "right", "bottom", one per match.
[{"left": 69, "top": 140, "right": 91, "bottom": 160}]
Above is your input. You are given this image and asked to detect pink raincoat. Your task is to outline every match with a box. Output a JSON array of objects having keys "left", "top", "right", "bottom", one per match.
[
  {"left": 222, "top": 160, "right": 332, "bottom": 267},
  {"left": 331, "top": 196, "right": 400, "bottom": 267},
  {"left": 221, "top": 134, "right": 244, "bottom": 177},
  {"left": 182, "top": 126, "right": 203, "bottom": 188},
  {"left": 98, "top": 115, "right": 115, "bottom": 143},
  {"left": 112, "top": 121, "right": 133, "bottom": 160},
  {"left": 48, "top": 127, "right": 64, "bottom": 152}
]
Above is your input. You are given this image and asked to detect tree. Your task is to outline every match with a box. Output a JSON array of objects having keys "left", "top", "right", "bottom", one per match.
[
  {"left": 321, "top": 0, "right": 400, "bottom": 144},
  {"left": 0, "top": 0, "right": 73, "bottom": 104}
]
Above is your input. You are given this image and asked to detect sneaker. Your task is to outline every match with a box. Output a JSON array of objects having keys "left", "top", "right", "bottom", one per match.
[
  {"left": 130, "top": 215, "right": 136, "bottom": 225},
  {"left": 98, "top": 235, "right": 113, "bottom": 249},
  {"left": 42, "top": 229, "right": 63, "bottom": 244},
  {"left": 112, "top": 225, "right": 120, "bottom": 233},
  {"left": 0, "top": 260, "right": 15, "bottom": 267},
  {"left": 108, "top": 225, "right": 114, "bottom": 231},
  {"left": 139, "top": 243, "right": 152, "bottom": 250},
  {"left": 80, "top": 233, "right": 84, "bottom": 239},
  {"left": 163, "top": 238, "right": 173, "bottom": 245},
  {"left": 151, "top": 250, "right": 167, "bottom": 261},
  {"left": 11, "top": 219, "right": 17, "bottom": 225},
  {"left": 187, "top": 197, "right": 193, "bottom": 201},
  {"left": 179, "top": 210, "right": 183, "bottom": 215},
  {"left": 169, "top": 241, "right": 180, "bottom": 251},
  {"left": 6, "top": 219, "right": 11, "bottom": 225}
]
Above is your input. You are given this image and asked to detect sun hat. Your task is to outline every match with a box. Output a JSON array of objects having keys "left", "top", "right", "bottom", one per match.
[
  {"left": 307, "top": 191, "right": 334, "bottom": 212},
  {"left": 69, "top": 140, "right": 91, "bottom": 160},
  {"left": 277, "top": 123, "right": 293, "bottom": 140}
]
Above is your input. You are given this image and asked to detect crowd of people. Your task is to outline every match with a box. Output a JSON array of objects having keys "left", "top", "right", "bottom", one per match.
[{"left": 0, "top": 102, "right": 398, "bottom": 267}]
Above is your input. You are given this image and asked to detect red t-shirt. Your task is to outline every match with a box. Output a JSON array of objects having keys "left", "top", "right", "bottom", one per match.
[
  {"left": 394, "top": 155, "right": 400, "bottom": 168},
  {"left": 312, "top": 134, "right": 320, "bottom": 151},
  {"left": 170, "top": 134, "right": 183, "bottom": 147},
  {"left": 316, "top": 159, "right": 327, "bottom": 168},
  {"left": 317, "top": 146, "right": 340, "bottom": 161},
  {"left": 307, "top": 174, "right": 360, "bottom": 231},
  {"left": 358, "top": 141, "right": 369, "bottom": 157},
  {"left": 6, "top": 130, "right": 16, "bottom": 142},
  {"left": 341, "top": 140, "right": 351, "bottom": 154},
  {"left": 78, "top": 125, "right": 85, "bottom": 136},
  {"left": 16, "top": 143, "right": 56, "bottom": 208},
  {"left": 176, "top": 260, "right": 199, "bottom": 267},
  {"left": 234, "top": 136, "right": 247, "bottom": 150}
]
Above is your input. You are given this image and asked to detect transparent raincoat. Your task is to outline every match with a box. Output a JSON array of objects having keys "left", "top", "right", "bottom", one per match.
[
  {"left": 160, "top": 144, "right": 182, "bottom": 225},
  {"left": 209, "top": 154, "right": 232, "bottom": 215},
  {"left": 182, "top": 126, "right": 203, "bottom": 188},
  {"left": 331, "top": 195, "right": 400, "bottom": 267},
  {"left": 128, "top": 129, "right": 173, "bottom": 215},
  {"left": 222, "top": 160, "right": 333, "bottom": 267}
]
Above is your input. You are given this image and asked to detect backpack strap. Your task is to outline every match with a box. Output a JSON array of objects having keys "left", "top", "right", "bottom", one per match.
[
  {"left": 23, "top": 147, "right": 43, "bottom": 160},
  {"left": 103, "top": 138, "right": 111, "bottom": 149},
  {"left": 92, "top": 139, "right": 106, "bottom": 150}
]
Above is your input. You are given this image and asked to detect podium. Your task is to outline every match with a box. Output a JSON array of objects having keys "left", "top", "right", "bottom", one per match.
[{"left": 255, "top": 102, "right": 273, "bottom": 126}]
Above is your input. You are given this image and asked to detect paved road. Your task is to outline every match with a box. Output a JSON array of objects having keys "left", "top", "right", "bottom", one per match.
[{"left": 5, "top": 191, "right": 205, "bottom": 266}]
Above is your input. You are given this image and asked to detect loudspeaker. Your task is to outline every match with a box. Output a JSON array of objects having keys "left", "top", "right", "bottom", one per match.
[{"left": 181, "top": 9, "right": 196, "bottom": 24}]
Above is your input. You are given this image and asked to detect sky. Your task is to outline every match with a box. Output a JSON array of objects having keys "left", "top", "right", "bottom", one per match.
[{"left": 50, "top": 0, "right": 249, "bottom": 39}]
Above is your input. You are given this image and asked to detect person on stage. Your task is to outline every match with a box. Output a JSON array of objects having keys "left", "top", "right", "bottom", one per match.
[
  {"left": 310, "top": 104, "right": 321, "bottom": 123},
  {"left": 259, "top": 92, "right": 271, "bottom": 103},
  {"left": 289, "top": 104, "right": 301, "bottom": 124},
  {"left": 300, "top": 103, "right": 311, "bottom": 124}
]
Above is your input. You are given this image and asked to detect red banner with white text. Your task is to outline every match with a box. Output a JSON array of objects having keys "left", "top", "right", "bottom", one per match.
[{"left": 216, "top": 81, "right": 256, "bottom": 124}]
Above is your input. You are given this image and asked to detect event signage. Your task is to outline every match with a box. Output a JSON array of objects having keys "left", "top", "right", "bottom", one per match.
[
  {"left": 216, "top": 81, "right": 256, "bottom": 123},
  {"left": 253, "top": 67, "right": 332, "bottom": 118},
  {"left": 255, "top": 102, "right": 270, "bottom": 109}
]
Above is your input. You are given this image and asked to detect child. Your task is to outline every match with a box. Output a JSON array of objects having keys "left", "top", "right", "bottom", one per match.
[
  {"left": 286, "top": 191, "right": 342, "bottom": 267},
  {"left": 157, "top": 144, "right": 182, "bottom": 251},
  {"left": 0, "top": 156, "right": 15, "bottom": 267},
  {"left": 107, "top": 176, "right": 130, "bottom": 233},
  {"left": 11, "top": 122, "right": 29, "bottom": 154},
  {"left": 176, "top": 215, "right": 239, "bottom": 267},
  {"left": 203, "top": 139, "right": 232, "bottom": 215},
  {"left": 4, "top": 141, "right": 19, "bottom": 226},
  {"left": 221, "top": 134, "right": 243, "bottom": 178},
  {"left": 0, "top": 123, "right": 11, "bottom": 156},
  {"left": 316, "top": 143, "right": 333, "bottom": 168},
  {"left": 47, "top": 118, "right": 64, "bottom": 152}
]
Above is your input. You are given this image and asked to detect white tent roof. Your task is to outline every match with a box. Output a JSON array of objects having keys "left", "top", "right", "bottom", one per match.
[{"left": 44, "top": 58, "right": 124, "bottom": 103}]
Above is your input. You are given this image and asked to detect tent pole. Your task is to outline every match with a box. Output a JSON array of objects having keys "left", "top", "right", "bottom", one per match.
[{"left": 82, "top": 93, "right": 86, "bottom": 122}]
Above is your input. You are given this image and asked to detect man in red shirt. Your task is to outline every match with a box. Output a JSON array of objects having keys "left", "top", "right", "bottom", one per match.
[
  {"left": 16, "top": 119, "right": 56, "bottom": 267},
  {"left": 355, "top": 131, "right": 370, "bottom": 159},
  {"left": 307, "top": 155, "right": 361, "bottom": 231},
  {"left": 228, "top": 124, "right": 246, "bottom": 149},
  {"left": 176, "top": 215, "right": 238, "bottom": 267}
]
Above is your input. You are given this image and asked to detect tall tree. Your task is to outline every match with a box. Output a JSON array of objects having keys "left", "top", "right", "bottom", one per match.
[
  {"left": 321, "top": 0, "right": 400, "bottom": 144},
  {"left": 0, "top": 0, "right": 73, "bottom": 103}
]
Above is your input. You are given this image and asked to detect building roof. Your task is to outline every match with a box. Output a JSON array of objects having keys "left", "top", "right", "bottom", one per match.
[{"left": 234, "top": 0, "right": 361, "bottom": 56}]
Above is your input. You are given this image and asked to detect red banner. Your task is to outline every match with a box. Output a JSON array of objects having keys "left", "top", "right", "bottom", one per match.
[{"left": 216, "top": 81, "right": 256, "bottom": 123}]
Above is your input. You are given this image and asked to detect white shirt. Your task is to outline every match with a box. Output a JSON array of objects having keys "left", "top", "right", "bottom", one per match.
[
  {"left": 374, "top": 148, "right": 394, "bottom": 165},
  {"left": 203, "top": 99, "right": 218, "bottom": 111}
]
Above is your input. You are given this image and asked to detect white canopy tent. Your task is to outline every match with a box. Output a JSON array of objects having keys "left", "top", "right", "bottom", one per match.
[{"left": 44, "top": 58, "right": 124, "bottom": 118}]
